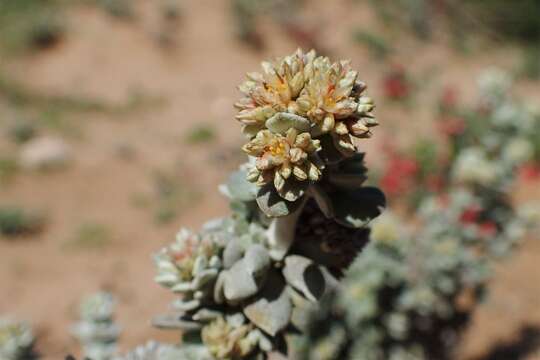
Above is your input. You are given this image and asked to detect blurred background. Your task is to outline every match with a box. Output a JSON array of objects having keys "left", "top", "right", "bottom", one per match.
[{"left": 0, "top": 0, "right": 539, "bottom": 359}]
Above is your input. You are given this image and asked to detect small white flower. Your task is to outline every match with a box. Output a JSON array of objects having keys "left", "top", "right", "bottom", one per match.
[
  {"left": 452, "top": 148, "right": 499, "bottom": 186},
  {"left": 503, "top": 138, "right": 534, "bottom": 165}
]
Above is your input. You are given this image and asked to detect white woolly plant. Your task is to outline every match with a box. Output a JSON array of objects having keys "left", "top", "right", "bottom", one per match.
[
  {"left": 0, "top": 317, "right": 36, "bottom": 360},
  {"left": 72, "top": 292, "right": 121, "bottom": 360},
  {"left": 452, "top": 68, "right": 539, "bottom": 191}
]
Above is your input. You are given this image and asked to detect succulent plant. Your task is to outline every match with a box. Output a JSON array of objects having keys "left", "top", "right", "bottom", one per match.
[
  {"left": 72, "top": 292, "right": 120, "bottom": 360},
  {"left": 148, "top": 50, "right": 385, "bottom": 360},
  {"left": 0, "top": 317, "right": 36, "bottom": 360}
]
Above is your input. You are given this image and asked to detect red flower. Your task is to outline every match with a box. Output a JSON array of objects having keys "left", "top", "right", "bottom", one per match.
[
  {"left": 519, "top": 163, "right": 540, "bottom": 182},
  {"left": 380, "top": 155, "right": 419, "bottom": 196},
  {"left": 460, "top": 207, "right": 481, "bottom": 224},
  {"left": 479, "top": 222, "right": 498, "bottom": 237},
  {"left": 383, "top": 65, "right": 410, "bottom": 100}
]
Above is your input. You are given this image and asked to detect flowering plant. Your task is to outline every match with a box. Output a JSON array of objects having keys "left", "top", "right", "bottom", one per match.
[{"left": 146, "top": 49, "right": 386, "bottom": 360}]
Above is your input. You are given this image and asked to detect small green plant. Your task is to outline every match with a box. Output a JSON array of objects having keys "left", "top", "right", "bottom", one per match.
[
  {"left": 65, "top": 223, "right": 112, "bottom": 250},
  {"left": 0, "top": 0, "right": 64, "bottom": 54},
  {"left": 7, "top": 120, "right": 37, "bottom": 144},
  {"left": 185, "top": 125, "right": 216, "bottom": 144},
  {"left": 0, "top": 207, "right": 43, "bottom": 238}
]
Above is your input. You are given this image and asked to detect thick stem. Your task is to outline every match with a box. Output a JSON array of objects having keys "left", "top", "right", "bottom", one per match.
[{"left": 266, "top": 196, "right": 308, "bottom": 261}]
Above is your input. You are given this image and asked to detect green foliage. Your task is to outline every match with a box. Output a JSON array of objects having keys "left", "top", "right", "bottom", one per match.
[
  {"left": 65, "top": 223, "right": 112, "bottom": 250},
  {"left": 185, "top": 125, "right": 216, "bottom": 144},
  {"left": 6, "top": 120, "right": 37, "bottom": 144},
  {"left": 365, "top": 0, "right": 540, "bottom": 45},
  {"left": 412, "top": 139, "right": 438, "bottom": 177},
  {"left": 0, "top": 207, "right": 43, "bottom": 238},
  {"left": 519, "top": 47, "right": 540, "bottom": 80},
  {"left": 466, "top": 0, "right": 540, "bottom": 44},
  {"left": 0, "top": 0, "right": 64, "bottom": 54}
]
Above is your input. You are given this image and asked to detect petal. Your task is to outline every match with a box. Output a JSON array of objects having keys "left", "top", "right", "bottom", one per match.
[
  {"left": 348, "top": 120, "right": 370, "bottom": 137},
  {"left": 279, "top": 163, "right": 292, "bottom": 179},
  {"left": 293, "top": 133, "right": 311, "bottom": 149},
  {"left": 274, "top": 171, "right": 285, "bottom": 191},
  {"left": 334, "top": 121, "right": 349, "bottom": 135},
  {"left": 293, "top": 165, "right": 308, "bottom": 181},
  {"left": 289, "top": 148, "right": 307, "bottom": 164},
  {"left": 321, "top": 113, "right": 335, "bottom": 133}
]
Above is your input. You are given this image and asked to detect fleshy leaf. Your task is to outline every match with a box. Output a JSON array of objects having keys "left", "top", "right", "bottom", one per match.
[
  {"left": 276, "top": 178, "right": 308, "bottom": 202},
  {"left": 292, "top": 200, "right": 372, "bottom": 278},
  {"left": 266, "top": 199, "right": 306, "bottom": 260},
  {"left": 223, "top": 239, "right": 245, "bottom": 269},
  {"left": 244, "top": 270, "right": 292, "bottom": 336},
  {"left": 327, "top": 153, "right": 368, "bottom": 189},
  {"left": 223, "top": 245, "right": 271, "bottom": 301},
  {"left": 309, "top": 184, "right": 334, "bottom": 218},
  {"left": 265, "top": 113, "right": 311, "bottom": 134},
  {"left": 256, "top": 184, "right": 303, "bottom": 218},
  {"left": 223, "top": 262, "right": 260, "bottom": 302},
  {"left": 226, "top": 169, "right": 259, "bottom": 201},
  {"left": 332, "top": 187, "right": 386, "bottom": 228},
  {"left": 152, "top": 315, "right": 203, "bottom": 331},
  {"left": 317, "top": 134, "right": 347, "bottom": 165},
  {"left": 282, "top": 255, "right": 326, "bottom": 302}
]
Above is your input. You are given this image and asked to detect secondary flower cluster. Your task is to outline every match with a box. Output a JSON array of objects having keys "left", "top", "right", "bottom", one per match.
[
  {"left": 237, "top": 49, "right": 377, "bottom": 204},
  {"left": 153, "top": 215, "right": 333, "bottom": 359}
]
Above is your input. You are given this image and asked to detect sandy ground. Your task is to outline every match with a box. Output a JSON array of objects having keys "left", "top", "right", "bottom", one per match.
[{"left": 0, "top": 1, "right": 539, "bottom": 359}]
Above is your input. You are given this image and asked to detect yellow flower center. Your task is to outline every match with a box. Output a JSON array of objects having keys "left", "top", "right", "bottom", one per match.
[{"left": 267, "top": 139, "right": 288, "bottom": 157}]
